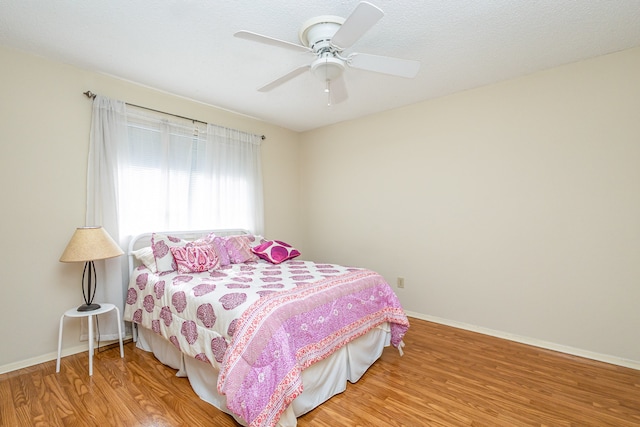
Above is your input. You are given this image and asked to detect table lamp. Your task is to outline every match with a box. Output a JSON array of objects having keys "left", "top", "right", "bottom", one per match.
[{"left": 60, "top": 226, "right": 124, "bottom": 312}]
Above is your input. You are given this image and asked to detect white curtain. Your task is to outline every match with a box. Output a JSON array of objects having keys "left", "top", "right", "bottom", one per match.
[
  {"left": 119, "top": 111, "right": 201, "bottom": 235},
  {"left": 85, "top": 95, "right": 129, "bottom": 340},
  {"left": 85, "top": 100, "right": 264, "bottom": 342},
  {"left": 119, "top": 108, "right": 264, "bottom": 237},
  {"left": 201, "top": 124, "right": 264, "bottom": 235}
]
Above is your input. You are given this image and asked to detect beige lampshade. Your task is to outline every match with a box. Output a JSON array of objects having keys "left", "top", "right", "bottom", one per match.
[{"left": 59, "top": 226, "right": 124, "bottom": 262}]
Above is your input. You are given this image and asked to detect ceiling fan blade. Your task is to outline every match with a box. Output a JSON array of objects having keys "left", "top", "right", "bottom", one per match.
[
  {"left": 234, "top": 30, "right": 311, "bottom": 53},
  {"left": 329, "top": 75, "right": 348, "bottom": 104},
  {"left": 348, "top": 53, "right": 420, "bottom": 78},
  {"left": 331, "top": 2, "right": 384, "bottom": 50},
  {"left": 258, "top": 64, "right": 311, "bottom": 92}
]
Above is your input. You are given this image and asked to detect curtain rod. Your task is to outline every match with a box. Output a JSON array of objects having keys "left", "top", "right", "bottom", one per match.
[{"left": 83, "top": 91, "right": 266, "bottom": 140}]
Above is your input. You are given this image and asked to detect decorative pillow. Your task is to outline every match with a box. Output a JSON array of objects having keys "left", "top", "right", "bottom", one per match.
[
  {"left": 224, "top": 235, "right": 259, "bottom": 264},
  {"left": 151, "top": 233, "right": 186, "bottom": 273},
  {"left": 170, "top": 244, "right": 220, "bottom": 273},
  {"left": 190, "top": 232, "right": 216, "bottom": 246},
  {"left": 132, "top": 246, "right": 157, "bottom": 272},
  {"left": 187, "top": 232, "right": 231, "bottom": 267},
  {"left": 211, "top": 236, "right": 231, "bottom": 267},
  {"left": 247, "top": 234, "right": 266, "bottom": 247},
  {"left": 252, "top": 240, "right": 301, "bottom": 264}
]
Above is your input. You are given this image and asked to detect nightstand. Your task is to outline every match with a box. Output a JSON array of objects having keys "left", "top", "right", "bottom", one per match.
[{"left": 56, "top": 303, "right": 124, "bottom": 376}]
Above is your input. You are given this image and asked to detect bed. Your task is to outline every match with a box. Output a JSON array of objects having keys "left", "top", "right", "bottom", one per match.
[{"left": 123, "top": 229, "right": 409, "bottom": 427}]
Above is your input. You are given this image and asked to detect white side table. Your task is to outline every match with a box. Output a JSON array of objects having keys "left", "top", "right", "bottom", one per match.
[{"left": 56, "top": 303, "right": 124, "bottom": 376}]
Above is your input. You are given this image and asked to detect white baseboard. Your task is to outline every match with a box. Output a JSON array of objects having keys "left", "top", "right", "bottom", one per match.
[
  {"left": 0, "top": 335, "right": 132, "bottom": 375},
  {"left": 405, "top": 311, "right": 640, "bottom": 371},
  {"left": 4, "top": 316, "right": 638, "bottom": 374}
]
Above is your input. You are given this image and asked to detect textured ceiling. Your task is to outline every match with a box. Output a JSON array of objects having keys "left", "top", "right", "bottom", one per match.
[{"left": 1, "top": 1, "right": 640, "bottom": 132}]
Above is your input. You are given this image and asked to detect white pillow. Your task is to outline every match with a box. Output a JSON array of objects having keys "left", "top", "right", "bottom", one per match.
[
  {"left": 132, "top": 246, "right": 157, "bottom": 272},
  {"left": 249, "top": 235, "right": 266, "bottom": 247},
  {"left": 151, "top": 233, "right": 187, "bottom": 273}
]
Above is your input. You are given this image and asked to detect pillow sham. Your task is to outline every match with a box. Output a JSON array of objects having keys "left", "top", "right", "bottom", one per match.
[
  {"left": 132, "top": 246, "right": 157, "bottom": 272},
  {"left": 186, "top": 232, "right": 231, "bottom": 267},
  {"left": 224, "top": 235, "right": 259, "bottom": 264},
  {"left": 170, "top": 244, "right": 220, "bottom": 273},
  {"left": 252, "top": 240, "right": 301, "bottom": 264},
  {"left": 211, "top": 236, "right": 231, "bottom": 267},
  {"left": 189, "top": 232, "right": 216, "bottom": 246},
  {"left": 248, "top": 234, "right": 266, "bottom": 247},
  {"left": 151, "top": 233, "right": 186, "bottom": 273}
]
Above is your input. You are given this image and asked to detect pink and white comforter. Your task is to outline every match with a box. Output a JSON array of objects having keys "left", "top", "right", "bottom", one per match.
[{"left": 124, "top": 259, "right": 409, "bottom": 427}]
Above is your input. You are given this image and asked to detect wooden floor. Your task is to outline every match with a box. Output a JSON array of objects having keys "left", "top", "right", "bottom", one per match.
[{"left": 1, "top": 318, "right": 639, "bottom": 426}]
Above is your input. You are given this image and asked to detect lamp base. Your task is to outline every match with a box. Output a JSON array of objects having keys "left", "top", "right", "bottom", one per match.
[{"left": 77, "top": 303, "right": 101, "bottom": 312}]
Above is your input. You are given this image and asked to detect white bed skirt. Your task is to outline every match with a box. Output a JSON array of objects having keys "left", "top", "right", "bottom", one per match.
[
  {"left": 136, "top": 323, "right": 392, "bottom": 426},
  {"left": 136, "top": 323, "right": 391, "bottom": 427}
]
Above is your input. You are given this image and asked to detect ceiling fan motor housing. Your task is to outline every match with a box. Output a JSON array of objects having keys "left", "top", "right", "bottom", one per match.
[{"left": 299, "top": 16, "right": 345, "bottom": 52}]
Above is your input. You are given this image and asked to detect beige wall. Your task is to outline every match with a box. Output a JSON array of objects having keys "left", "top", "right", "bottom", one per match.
[
  {"left": 2, "top": 42, "right": 639, "bottom": 371},
  {"left": 300, "top": 47, "right": 640, "bottom": 364},
  {"left": 0, "top": 45, "right": 301, "bottom": 370}
]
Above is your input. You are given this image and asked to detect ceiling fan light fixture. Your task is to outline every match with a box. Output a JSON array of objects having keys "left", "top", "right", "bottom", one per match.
[{"left": 311, "top": 55, "right": 345, "bottom": 81}]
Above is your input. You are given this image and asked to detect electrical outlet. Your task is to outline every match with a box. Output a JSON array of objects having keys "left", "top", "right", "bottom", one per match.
[{"left": 397, "top": 277, "right": 405, "bottom": 288}]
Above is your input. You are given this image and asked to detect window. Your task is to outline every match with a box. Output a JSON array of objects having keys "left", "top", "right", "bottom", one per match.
[{"left": 118, "top": 108, "right": 263, "bottom": 237}]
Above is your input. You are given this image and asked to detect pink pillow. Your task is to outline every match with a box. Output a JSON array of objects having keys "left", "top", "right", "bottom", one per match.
[
  {"left": 210, "top": 236, "right": 231, "bottom": 267},
  {"left": 252, "top": 240, "right": 300, "bottom": 264},
  {"left": 187, "top": 232, "right": 230, "bottom": 267},
  {"left": 224, "top": 235, "right": 258, "bottom": 263},
  {"left": 190, "top": 232, "right": 216, "bottom": 246},
  {"left": 170, "top": 244, "right": 220, "bottom": 273},
  {"left": 151, "top": 233, "right": 186, "bottom": 273}
]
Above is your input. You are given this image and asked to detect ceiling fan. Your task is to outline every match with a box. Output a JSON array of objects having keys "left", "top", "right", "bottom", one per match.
[{"left": 234, "top": 1, "right": 421, "bottom": 105}]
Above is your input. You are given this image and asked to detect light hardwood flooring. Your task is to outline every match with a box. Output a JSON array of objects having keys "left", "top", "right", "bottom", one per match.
[{"left": 1, "top": 317, "right": 639, "bottom": 426}]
